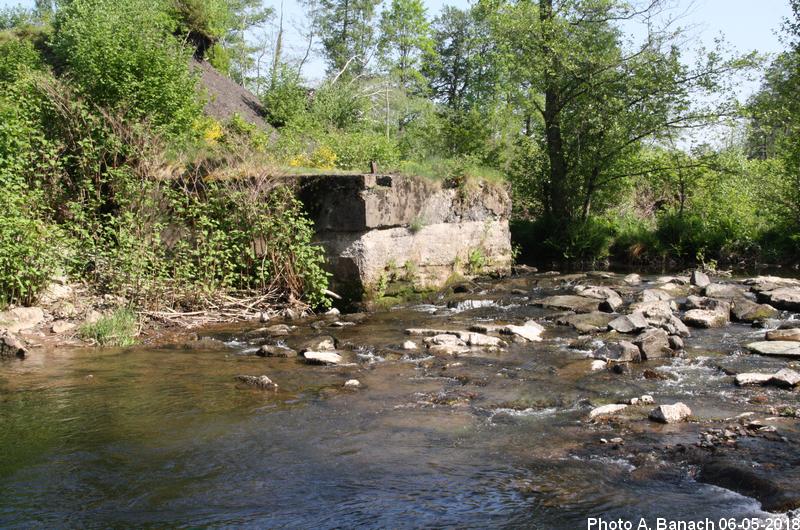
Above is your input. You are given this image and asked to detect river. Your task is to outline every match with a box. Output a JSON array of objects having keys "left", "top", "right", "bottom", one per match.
[{"left": 2, "top": 271, "right": 799, "bottom": 528}]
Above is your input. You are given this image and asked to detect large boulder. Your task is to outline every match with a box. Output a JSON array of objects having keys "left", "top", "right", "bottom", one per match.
[
  {"left": 640, "top": 289, "right": 673, "bottom": 302},
  {"left": 608, "top": 313, "right": 649, "bottom": 334},
  {"left": 747, "top": 341, "right": 800, "bottom": 357},
  {"left": 649, "top": 402, "right": 692, "bottom": 423},
  {"left": 758, "top": 287, "right": 800, "bottom": 311},
  {"left": 731, "top": 299, "right": 779, "bottom": 323},
  {"left": 502, "top": 321, "right": 545, "bottom": 342},
  {"left": 0, "top": 331, "right": 27, "bottom": 359},
  {"left": 628, "top": 300, "right": 675, "bottom": 320},
  {"left": 258, "top": 344, "right": 298, "bottom": 358},
  {"left": 771, "top": 368, "right": 800, "bottom": 388},
  {"left": 574, "top": 286, "right": 623, "bottom": 312},
  {"left": 704, "top": 283, "right": 746, "bottom": 299},
  {"left": 624, "top": 273, "right": 642, "bottom": 286},
  {"left": 633, "top": 328, "right": 673, "bottom": 360},
  {"left": 592, "top": 341, "right": 642, "bottom": 363},
  {"left": 557, "top": 312, "right": 616, "bottom": 333},
  {"left": 682, "top": 299, "right": 730, "bottom": 328}
]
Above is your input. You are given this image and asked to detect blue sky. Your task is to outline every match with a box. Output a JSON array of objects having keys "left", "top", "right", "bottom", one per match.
[{"left": 2, "top": 0, "right": 793, "bottom": 90}]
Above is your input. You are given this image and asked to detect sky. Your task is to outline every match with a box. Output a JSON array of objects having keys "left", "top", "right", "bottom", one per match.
[{"left": 1, "top": 0, "right": 794, "bottom": 91}]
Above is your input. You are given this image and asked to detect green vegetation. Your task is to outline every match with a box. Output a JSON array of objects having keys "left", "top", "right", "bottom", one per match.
[
  {"left": 1, "top": 0, "right": 799, "bottom": 316},
  {"left": 79, "top": 308, "right": 139, "bottom": 347}
]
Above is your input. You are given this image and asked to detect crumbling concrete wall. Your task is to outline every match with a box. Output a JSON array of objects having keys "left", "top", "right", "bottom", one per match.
[{"left": 297, "top": 174, "right": 512, "bottom": 299}]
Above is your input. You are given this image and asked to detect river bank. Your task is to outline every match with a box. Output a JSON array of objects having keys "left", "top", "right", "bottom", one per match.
[{"left": 3, "top": 269, "right": 800, "bottom": 526}]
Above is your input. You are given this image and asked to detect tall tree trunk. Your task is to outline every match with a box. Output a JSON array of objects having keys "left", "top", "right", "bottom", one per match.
[{"left": 540, "top": 0, "right": 569, "bottom": 222}]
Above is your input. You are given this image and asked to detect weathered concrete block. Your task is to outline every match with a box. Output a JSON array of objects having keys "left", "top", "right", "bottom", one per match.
[{"left": 298, "top": 174, "right": 512, "bottom": 299}]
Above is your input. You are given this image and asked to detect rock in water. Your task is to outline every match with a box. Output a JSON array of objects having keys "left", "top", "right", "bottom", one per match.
[
  {"left": 264, "top": 324, "right": 291, "bottom": 336},
  {"left": 574, "top": 286, "right": 624, "bottom": 312},
  {"left": 640, "top": 289, "right": 673, "bottom": 302},
  {"left": 766, "top": 328, "right": 800, "bottom": 342},
  {"left": 402, "top": 340, "right": 418, "bottom": 350},
  {"left": 691, "top": 270, "right": 711, "bottom": 288},
  {"left": 731, "top": 300, "right": 778, "bottom": 323},
  {"left": 608, "top": 313, "right": 649, "bottom": 334},
  {"left": 303, "top": 351, "right": 343, "bottom": 365},
  {"left": 589, "top": 404, "right": 628, "bottom": 419},
  {"left": 593, "top": 341, "right": 641, "bottom": 363},
  {"left": 344, "top": 379, "right": 361, "bottom": 388},
  {"left": 258, "top": 344, "right": 298, "bottom": 358},
  {"left": 747, "top": 341, "right": 800, "bottom": 357},
  {"left": 759, "top": 287, "right": 800, "bottom": 311},
  {"left": 735, "top": 373, "right": 774, "bottom": 386},
  {"left": 235, "top": 375, "right": 278, "bottom": 390},
  {"left": 704, "top": 283, "right": 746, "bottom": 299},
  {"left": 557, "top": 312, "right": 616, "bottom": 333},
  {"left": 649, "top": 402, "right": 691, "bottom": 423},
  {"left": 633, "top": 328, "right": 673, "bottom": 360},
  {"left": 624, "top": 273, "right": 641, "bottom": 286},
  {"left": 503, "top": 321, "right": 545, "bottom": 342},
  {"left": 532, "top": 295, "right": 600, "bottom": 313},
  {"left": 771, "top": 368, "right": 800, "bottom": 388},
  {"left": 0, "top": 331, "right": 27, "bottom": 359}
]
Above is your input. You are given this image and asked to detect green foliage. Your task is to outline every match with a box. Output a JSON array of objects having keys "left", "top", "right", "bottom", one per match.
[
  {"left": 78, "top": 308, "right": 138, "bottom": 347},
  {"left": 262, "top": 65, "right": 308, "bottom": 128},
  {"left": 467, "top": 247, "right": 487, "bottom": 274},
  {"left": 51, "top": 0, "right": 202, "bottom": 135},
  {"left": 312, "top": 0, "right": 381, "bottom": 77},
  {"left": 378, "top": 0, "right": 433, "bottom": 90}
]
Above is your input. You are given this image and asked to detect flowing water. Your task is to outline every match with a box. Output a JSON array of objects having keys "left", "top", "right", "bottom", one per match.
[{"left": 2, "top": 272, "right": 799, "bottom": 528}]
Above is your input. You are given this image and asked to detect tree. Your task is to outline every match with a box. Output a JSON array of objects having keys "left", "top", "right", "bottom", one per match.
[
  {"left": 489, "top": 0, "right": 754, "bottom": 223},
  {"left": 312, "top": 0, "right": 382, "bottom": 78},
  {"left": 422, "top": 6, "right": 500, "bottom": 110},
  {"left": 377, "top": 0, "right": 433, "bottom": 90}
]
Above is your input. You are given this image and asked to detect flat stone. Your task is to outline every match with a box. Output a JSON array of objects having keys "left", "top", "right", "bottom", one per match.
[
  {"left": 608, "top": 313, "right": 649, "bottom": 334},
  {"left": 732, "top": 300, "right": 779, "bottom": 323},
  {"left": 691, "top": 270, "right": 711, "bottom": 288},
  {"left": 557, "top": 312, "right": 616, "bottom": 333},
  {"left": 589, "top": 403, "right": 628, "bottom": 419},
  {"left": 405, "top": 328, "right": 457, "bottom": 336},
  {"left": 424, "top": 334, "right": 466, "bottom": 346},
  {"left": 649, "top": 402, "right": 691, "bottom": 423},
  {"left": 634, "top": 328, "right": 673, "bottom": 360},
  {"left": 460, "top": 332, "right": 506, "bottom": 347},
  {"left": 303, "top": 351, "right": 343, "bottom": 365},
  {"left": 235, "top": 375, "right": 278, "bottom": 390},
  {"left": 0, "top": 306, "right": 45, "bottom": 333},
  {"left": 766, "top": 328, "right": 800, "bottom": 342},
  {"left": 704, "top": 283, "right": 746, "bottom": 299},
  {"left": 502, "top": 321, "right": 545, "bottom": 342},
  {"left": 759, "top": 287, "right": 800, "bottom": 311},
  {"left": 747, "top": 341, "right": 800, "bottom": 357},
  {"left": 258, "top": 345, "right": 298, "bottom": 358},
  {"left": 532, "top": 295, "right": 600, "bottom": 314},
  {"left": 0, "top": 331, "right": 27, "bottom": 359},
  {"left": 735, "top": 373, "right": 774, "bottom": 386},
  {"left": 402, "top": 340, "right": 418, "bottom": 350},
  {"left": 51, "top": 320, "right": 76, "bottom": 334},
  {"left": 593, "top": 340, "right": 641, "bottom": 363}
]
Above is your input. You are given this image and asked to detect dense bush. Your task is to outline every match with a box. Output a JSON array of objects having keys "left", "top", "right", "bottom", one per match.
[{"left": 51, "top": 0, "right": 202, "bottom": 135}]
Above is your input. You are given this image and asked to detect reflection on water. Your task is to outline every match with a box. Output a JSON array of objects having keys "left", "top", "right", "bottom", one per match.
[{"left": 0, "top": 273, "right": 794, "bottom": 528}]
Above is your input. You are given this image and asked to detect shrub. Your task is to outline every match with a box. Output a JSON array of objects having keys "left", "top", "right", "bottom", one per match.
[
  {"left": 51, "top": 0, "right": 202, "bottom": 136},
  {"left": 79, "top": 308, "right": 138, "bottom": 347}
]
